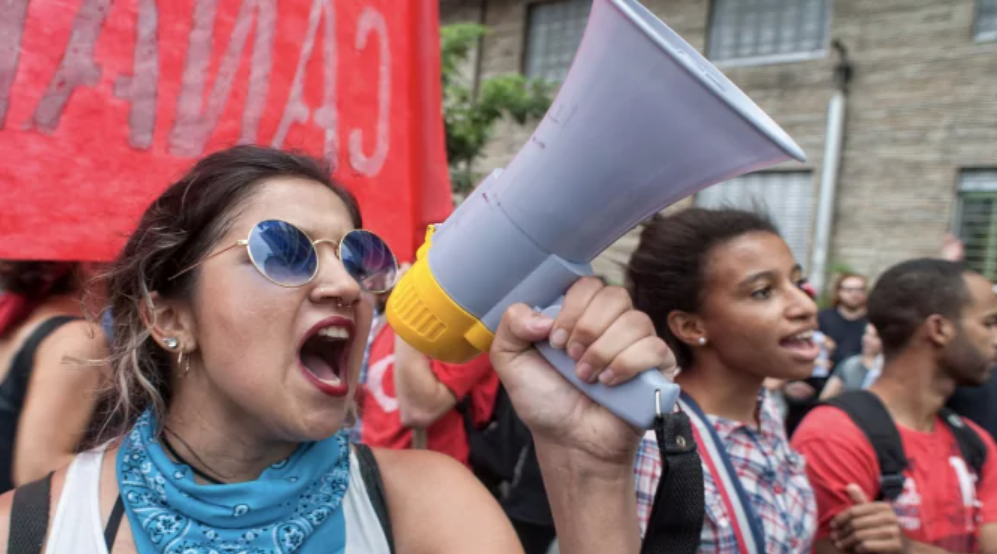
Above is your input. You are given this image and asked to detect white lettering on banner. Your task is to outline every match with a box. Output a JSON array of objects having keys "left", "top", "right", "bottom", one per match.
[
  {"left": 271, "top": 0, "right": 337, "bottom": 163},
  {"left": 348, "top": 7, "right": 389, "bottom": 177},
  {"left": 31, "top": 0, "right": 114, "bottom": 134},
  {"left": 367, "top": 353, "right": 398, "bottom": 412},
  {"left": 0, "top": 0, "right": 31, "bottom": 129},
  {"left": 169, "top": 0, "right": 276, "bottom": 156},
  {"left": 0, "top": 1, "right": 394, "bottom": 164},
  {"left": 114, "top": 0, "right": 159, "bottom": 149}
]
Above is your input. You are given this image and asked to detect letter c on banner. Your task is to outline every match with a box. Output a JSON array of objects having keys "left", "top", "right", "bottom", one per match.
[{"left": 349, "top": 8, "right": 390, "bottom": 177}]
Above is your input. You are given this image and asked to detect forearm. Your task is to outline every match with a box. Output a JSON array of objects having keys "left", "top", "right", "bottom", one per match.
[
  {"left": 394, "top": 337, "right": 456, "bottom": 428},
  {"left": 820, "top": 377, "right": 844, "bottom": 400},
  {"left": 535, "top": 441, "right": 641, "bottom": 554}
]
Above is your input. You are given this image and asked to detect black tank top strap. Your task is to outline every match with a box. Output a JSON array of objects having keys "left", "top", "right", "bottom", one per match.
[{"left": 354, "top": 444, "right": 395, "bottom": 554}]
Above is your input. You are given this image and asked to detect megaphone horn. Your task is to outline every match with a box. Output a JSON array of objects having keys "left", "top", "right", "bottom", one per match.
[{"left": 387, "top": 0, "right": 806, "bottom": 429}]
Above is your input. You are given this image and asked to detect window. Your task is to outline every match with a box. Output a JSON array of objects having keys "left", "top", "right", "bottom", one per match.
[
  {"left": 523, "top": 0, "right": 591, "bottom": 82},
  {"left": 708, "top": 0, "right": 830, "bottom": 64},
  {"left": 956, "top": 170, "right": 997, "bottom": 281},
  {"left": 695, "top": 171, "right": 815, "bottom": 266},
  {"left": 977, "top": 0, "right": 997, "bottom": 42}
]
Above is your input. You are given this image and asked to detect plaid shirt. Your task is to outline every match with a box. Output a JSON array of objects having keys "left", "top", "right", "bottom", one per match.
[{"left": 635, "top": 392, "right": 816, "bottom": 554}]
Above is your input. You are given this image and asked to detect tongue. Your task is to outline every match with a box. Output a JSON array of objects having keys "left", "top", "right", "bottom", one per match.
[{"left": 301, "top": 351, "right": 338, "bottom": 382}]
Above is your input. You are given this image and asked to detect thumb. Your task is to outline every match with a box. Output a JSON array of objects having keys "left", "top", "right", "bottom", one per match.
[
  {"left": 846, "top": 483, "right": 869, "bottom": 505},
  {"left": 491, "top": 304, "right": 554, "bottom": 361}
]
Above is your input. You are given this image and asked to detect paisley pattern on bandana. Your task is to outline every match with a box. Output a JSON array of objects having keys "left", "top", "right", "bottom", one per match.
[{"left": 117, "top": 411, "right": 350, "bottom": 554}]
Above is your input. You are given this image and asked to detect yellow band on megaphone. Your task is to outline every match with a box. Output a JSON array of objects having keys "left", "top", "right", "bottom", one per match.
[{"left": 386, "top": 228, "right": 494, "bottom": 364}]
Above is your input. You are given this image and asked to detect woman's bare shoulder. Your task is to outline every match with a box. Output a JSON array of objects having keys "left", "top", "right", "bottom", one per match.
[{"left": 369, "top": 448, "right": 523, "bottom": 554}]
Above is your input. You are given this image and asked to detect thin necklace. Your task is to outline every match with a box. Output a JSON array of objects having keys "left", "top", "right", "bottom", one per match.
[{"left": 161, "top": 427, "right": 226, "bottom": 484}]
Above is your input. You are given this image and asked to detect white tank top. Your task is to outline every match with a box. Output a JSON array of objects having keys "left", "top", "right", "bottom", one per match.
[{"left": 44, "top": 444, "right": 392, "bottom": 554}]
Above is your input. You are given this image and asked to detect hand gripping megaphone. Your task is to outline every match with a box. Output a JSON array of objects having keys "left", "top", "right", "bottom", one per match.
[{"left": 386, "top": 0, "right": 806, "bottom": 429}]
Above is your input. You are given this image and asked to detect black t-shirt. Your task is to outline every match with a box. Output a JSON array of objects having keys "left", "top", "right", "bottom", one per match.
[
  {"left": 947, "top": 377, "right": 997, "bottom": 443},
  {"left": 817, "top": 308, "right": 868, "bottom": 367}
]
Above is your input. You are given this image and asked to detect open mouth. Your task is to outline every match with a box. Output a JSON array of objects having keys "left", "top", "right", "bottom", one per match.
[
  {"left": 298, "top": 322, "right": 353, "bottom": 397},
  {"left": 779, "top": 330, "right": 821, "bottom": 362}
]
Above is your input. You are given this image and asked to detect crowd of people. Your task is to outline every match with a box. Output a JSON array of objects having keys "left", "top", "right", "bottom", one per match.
[{"left": 0, "top": 145, "right": 995, "bottom": 554}]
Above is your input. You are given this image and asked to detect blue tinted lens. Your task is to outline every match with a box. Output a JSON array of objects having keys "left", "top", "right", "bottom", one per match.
[
  {"left": 247, "top": 220, "right": 317, "bottom": 286},
  {"left": 340, "top": 230, "right": 397, "bottom": 293}
]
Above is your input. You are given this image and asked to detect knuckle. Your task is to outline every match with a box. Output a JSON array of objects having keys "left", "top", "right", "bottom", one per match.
[
  {"left": 576, "top": 275, "right": 605, "bottom": 293},
  {"left": 571, "top": 323, "right": 599, "bottom": 345},
  {"left": 622, "top": 309, "right": 655, "bottom": 333},
  {"left": 602, "top": 285, "right": 633, "bottom": 308},
  {"left": 583, "top": 346, "right": 613, "bottom": 369}
]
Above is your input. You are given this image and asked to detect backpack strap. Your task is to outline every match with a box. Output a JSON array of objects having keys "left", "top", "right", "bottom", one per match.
[
  {"left": 7, "top": 472, "right": 53, "bottom": 554},
  {"left": 640, "top": 409, "right": 704, "bottom": 554},
  {"left": 354, "top": 444, "right": 395, "bottom": 554},
  {"left": 939, "top": 408, "right": 987, "bottom": 476},
  {"left": 823, "top": 391, "right": 908, "bottom": 501}
]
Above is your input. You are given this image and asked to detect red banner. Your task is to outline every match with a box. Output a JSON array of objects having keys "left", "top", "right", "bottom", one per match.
[{"left": 0, "top": 0, "right": 452, "bottom": 262}]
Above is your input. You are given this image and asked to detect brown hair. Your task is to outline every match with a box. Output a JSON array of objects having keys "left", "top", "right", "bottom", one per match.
[
  {"left": 626, "top": 207, "right": 779, "bottom": 369},
  {"left": 88, "top": 145, "right": 361, "bottom": 446},
  {"left": 832, "top": 272, "right": 868, "bottom": 308},
  {"left": 0, "top": 261, "right": 79, "bottom": 297}
]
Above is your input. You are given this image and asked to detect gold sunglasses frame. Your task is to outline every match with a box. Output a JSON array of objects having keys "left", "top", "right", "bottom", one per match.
[{"left": 168, "top": 220, "right": 398, "bottom": 293}]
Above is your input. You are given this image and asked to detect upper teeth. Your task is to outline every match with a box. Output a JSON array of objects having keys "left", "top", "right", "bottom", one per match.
[
  {"left": 317, "top": 327, "right": 349, "bottom": 340},
  {"left": 793, "top": 331, "right": 814, "bottom": 340}
]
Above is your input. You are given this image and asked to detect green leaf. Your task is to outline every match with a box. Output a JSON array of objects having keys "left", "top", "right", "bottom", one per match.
[{"left": 441, "top": 23, "right": 556, "bottom": 194}]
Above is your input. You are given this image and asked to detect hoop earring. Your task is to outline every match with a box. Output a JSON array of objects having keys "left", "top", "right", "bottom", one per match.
[{"left": 178, "top": 351, "right": 191, "bottom": 377}]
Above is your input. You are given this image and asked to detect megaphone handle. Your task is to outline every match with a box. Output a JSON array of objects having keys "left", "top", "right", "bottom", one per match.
[{"left": 534, "top": 302, "right": 680, "bottom": 430}]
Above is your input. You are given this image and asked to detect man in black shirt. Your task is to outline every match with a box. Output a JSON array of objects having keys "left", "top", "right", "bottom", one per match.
[{"left": 818, "top": 273, "right": 869, "bottom": 368}]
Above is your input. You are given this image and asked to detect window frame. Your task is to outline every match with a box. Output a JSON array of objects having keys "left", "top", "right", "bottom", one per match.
[
  {"left": 975, "top": 0, "right": 997, "bottom": 42},
  {"left": 953, "top": 170, "right": 997, "bottom": 280},
  {"left": 520, "top": 0, "right": 591, "bottom": 82},
  {"left": 693, "top": 170, "right": 817, "bottom": 268},
  {"left": 706, "top": 0, "right": 833, "bottom": 67}
]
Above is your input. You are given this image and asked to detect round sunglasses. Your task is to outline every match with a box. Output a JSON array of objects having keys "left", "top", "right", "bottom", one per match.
[{"left": 169, "top": 219, "right": 398, "bottom": 293}]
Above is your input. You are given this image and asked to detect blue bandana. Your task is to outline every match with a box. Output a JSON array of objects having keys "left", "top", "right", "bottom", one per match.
[{"left": 117, "top": 410, "right": 351, "bottom": 554}]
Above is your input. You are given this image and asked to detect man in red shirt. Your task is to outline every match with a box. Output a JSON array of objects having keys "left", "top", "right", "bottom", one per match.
[
  {"left": 359, "top": 322, "right": 499, "bottom": 464},
  {"left": 793, "top": 259, "right": 997, "bottom": 554}
]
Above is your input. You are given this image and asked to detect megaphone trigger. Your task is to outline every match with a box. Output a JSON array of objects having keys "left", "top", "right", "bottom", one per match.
[{"left": 534, "top": 301, "right": 680, "bottom": 430}]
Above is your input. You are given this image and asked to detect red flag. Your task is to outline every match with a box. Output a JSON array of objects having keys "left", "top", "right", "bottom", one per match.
[{"left": 0, "top": 0, "right": 451, "bottom": 262}]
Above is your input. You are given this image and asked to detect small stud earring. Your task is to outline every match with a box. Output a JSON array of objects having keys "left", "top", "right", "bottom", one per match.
[
  {"left": 697, "top": 337, "right": 707, "bottom": 346},
  {"left": 164, "top": 337, "right": 179, "bottom": 349}
]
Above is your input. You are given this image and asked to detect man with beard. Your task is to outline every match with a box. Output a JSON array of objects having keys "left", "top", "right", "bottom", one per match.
[
  {"left": 794, "top": 259, "right": 997, "bottom": 554},
  {"left": 820, "top": 273, "right": 870, "bottom": 368}
]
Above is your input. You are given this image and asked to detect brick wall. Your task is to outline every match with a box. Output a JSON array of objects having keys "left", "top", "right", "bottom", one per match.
[{"left": 440, "top": 0, "right": 997, "bottom": 284}]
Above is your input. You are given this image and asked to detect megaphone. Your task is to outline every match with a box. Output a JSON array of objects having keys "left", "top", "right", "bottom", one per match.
[{"left": 386, "top": 0, "right": 806, "bottom": 429}]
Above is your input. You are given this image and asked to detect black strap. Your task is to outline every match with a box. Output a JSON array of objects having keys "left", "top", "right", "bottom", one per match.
[
  {"left": 355, "top": 444, "right": 395, "bottom": 554},
  {"left": 824, "top": 391, "right": 908, "bottom": 500},
  {"left": 640, "top": 410, "right": 705, "bottom": 554},
  {"left": 7, "top": 472, "right": 53, "bottom": 554},
  {"left": 104, "top": 496, "right": 125, "bottom": 552},
  {"left": 939, "top": 408, "right": 987, "bottom": 475}
]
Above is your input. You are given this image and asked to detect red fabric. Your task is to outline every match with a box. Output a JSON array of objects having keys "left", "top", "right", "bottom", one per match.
[
  {"left": 0, "top": 294, "right": 32, "bottom": 339},
  {"left": 0, "top": 262, "right": 72, "bottom": 337},
  {"left": 0, "top": 0, "right": 451, "bottom": 262},
  {"left": 359, "top": 325, "right": 499, "bottom": 464},
  {"left": 792, "top": 405, "right": 997, "bottom": 553}
]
